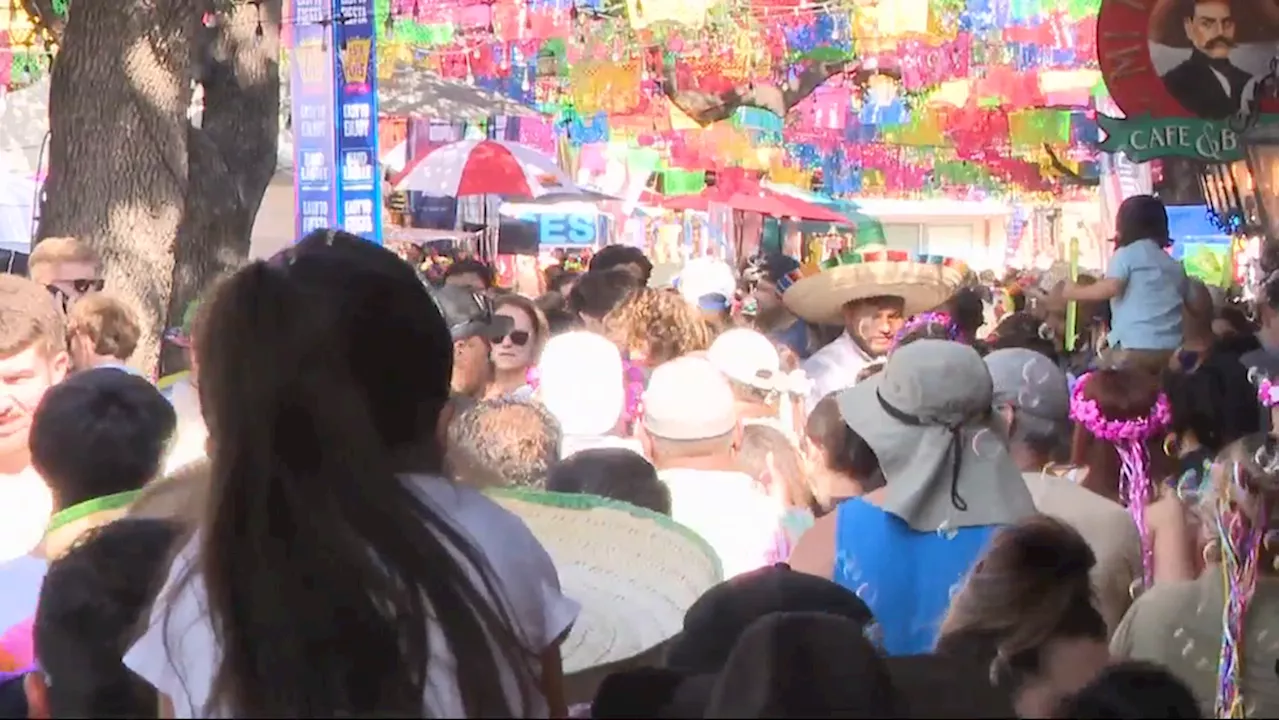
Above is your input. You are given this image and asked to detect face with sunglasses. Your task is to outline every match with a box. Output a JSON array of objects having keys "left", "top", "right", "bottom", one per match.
[{"left": 490, "top": 305, "right": 538, "bottom": 373}]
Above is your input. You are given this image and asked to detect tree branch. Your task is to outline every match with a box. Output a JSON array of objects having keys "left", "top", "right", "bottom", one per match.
[
  {"left": 17, "top": 0, "right": 65, "bottom": 45},
  {"left": 1043, "top": 144, "right": 1099, "bottom": 187},
  {"left": 658, "top": 54, "right": 899, "bottom": 127}
]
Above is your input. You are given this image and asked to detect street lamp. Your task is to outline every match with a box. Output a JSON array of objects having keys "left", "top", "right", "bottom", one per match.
[
  {"left": 1242, "top": 121, "right": 1279, "bottom": 244},
  {"left": 1198, "top": 160, "right": 1249, "bottom": 234}
]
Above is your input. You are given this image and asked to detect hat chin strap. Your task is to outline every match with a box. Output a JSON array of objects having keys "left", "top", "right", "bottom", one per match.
[{"left": 875, "top": 390, "right": 969, "bottom": 516}]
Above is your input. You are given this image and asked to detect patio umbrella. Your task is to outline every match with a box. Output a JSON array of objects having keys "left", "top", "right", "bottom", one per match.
[
  {"left": 391, "top": 139, "right": 582, "bottom": 198},
  {"left": 763, "top": 181, "right": 886, "bottom": 243}
]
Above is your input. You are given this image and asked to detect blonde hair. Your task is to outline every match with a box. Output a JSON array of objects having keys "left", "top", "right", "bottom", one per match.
[
  {"left": 604, "top": 287, "right": 712, "bottom": 365},
  {"left": 0, "top": 274, "right": 66, "bottom": 357},
  {"left": 739, "top": 421, "right": 814, "bottom": 510},
  {"left": 29, "top": 236, "right": 101, "bottom": 273},
  {"left": 67, "top": 292, "right": 141, "bottom": 361}
]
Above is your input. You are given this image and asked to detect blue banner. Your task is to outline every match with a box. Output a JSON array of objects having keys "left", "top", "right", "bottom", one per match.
[
  {"left": 290, "top": 0, "right": 339, "bottom": 240},
  {"left": 332, "top": 0, "right": 383, "bottom": 244}
]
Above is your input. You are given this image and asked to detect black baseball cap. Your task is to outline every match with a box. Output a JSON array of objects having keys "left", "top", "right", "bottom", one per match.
[
  {"left": 759, "top": 253, "right": 801, "bottom": 284},
  {"left": 430, "top": 285, "right": 513, "bottom": 341},
  {"left": 664, "top": 563, "right": 874, "bottom": 673}
]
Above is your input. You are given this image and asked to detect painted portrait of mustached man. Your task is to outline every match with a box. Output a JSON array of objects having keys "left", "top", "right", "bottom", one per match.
[{"left": 1148, "top": 0, "right": 1279, "bottom": 119}]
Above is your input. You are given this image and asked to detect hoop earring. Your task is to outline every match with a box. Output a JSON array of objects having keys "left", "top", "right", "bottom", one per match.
[
  {"left": 1163, "top": 435, "right": 1178, "bottom": 458},
  {"left": 1203, "top": 541, "right": 1220, "bottom": 566}
]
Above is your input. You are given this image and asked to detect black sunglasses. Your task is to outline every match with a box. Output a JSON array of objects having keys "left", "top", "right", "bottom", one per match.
[
  {"left": 494, "top": 329, "right": 531, "bottom": 347},
  {"left": 45, "top": 285, "right": 69, "bottom": 312},
  {"left": 71, "top": 278, "right": 106, "bottom": 293}
]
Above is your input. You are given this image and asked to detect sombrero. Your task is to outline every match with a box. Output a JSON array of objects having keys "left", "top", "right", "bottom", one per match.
[
  {"left": 488, "top": 488, "right": 723, "bottom": 705},
  {"left": 780, "top": 247, "right": 966, "bottom": 326},
  {"left": 1152, "top": 0, "right": 1280, "bottom": 47}
]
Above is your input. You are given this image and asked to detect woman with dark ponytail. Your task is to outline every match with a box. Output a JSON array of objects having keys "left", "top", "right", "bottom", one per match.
[{"left": 124, "top": 231, "right": 579, "bottom": 717}]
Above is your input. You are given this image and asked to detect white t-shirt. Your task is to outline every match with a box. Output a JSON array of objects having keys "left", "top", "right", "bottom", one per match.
[
  {"left": 124, "top": 475, "right": 580, "bottom": 718},
  {"left": 657, "top": 468, "right": 783, "bottom": 580},
  {"left": 0, "top": 469, "right": 52, "bottom": 564},
  {"left": 0, "top": 554, "right": 46, "bottom": 638}
]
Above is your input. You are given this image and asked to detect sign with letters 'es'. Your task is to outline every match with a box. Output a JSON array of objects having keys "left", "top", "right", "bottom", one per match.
[
  {"left": 289, "top": 0, "right": 383, "bottom": 244},
  {"left": 537, "top": 214, "right": 598, "bottom": 246},
  {"left": 1095, "top": 0, "right": 1277, "bottom": 162}
]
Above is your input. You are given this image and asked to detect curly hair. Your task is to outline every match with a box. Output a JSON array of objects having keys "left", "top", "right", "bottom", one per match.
[
  {"left": 446, "top": 397, "right": 562, "bottom": 489},
  {"left": 603, "top": 287, "right": 712, "bottom": 365}
]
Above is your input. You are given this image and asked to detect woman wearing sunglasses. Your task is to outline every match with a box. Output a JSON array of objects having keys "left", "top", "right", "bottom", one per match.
[{"left": 487, "top": 294, "right": 549, "bottom": 400}]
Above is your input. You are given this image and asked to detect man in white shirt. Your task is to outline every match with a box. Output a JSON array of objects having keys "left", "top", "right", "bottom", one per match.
[
  {"left": 0, "top": 275, "right": 70, "bottom": 633},
  {"left": 780, "top": 248, "right": 964, "bottom": 414},
  {"left": 637, "top": 357, "right": 783, "bottom": 579},
  {"left": 985, "top": 348, "right": 1143, "bottom": 633}
]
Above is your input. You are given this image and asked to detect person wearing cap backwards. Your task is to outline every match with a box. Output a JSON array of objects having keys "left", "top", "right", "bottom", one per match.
[
  {"left": 780, "top": 247, "right": 964, "bottom": 414},
  {"left": 431, "top": 285, "right": 514, "bottom": 404},
  {"left": 638, "top": 357, "right": 786, "bottom": 579},
  {"left": 674, "top": 257, "right": 738, "bottom": 336},
  {"left": 1057, "top": 195, "right": 1187, "bottom": 376},
  {"left": 789, "top": 339, "right": 1036, "bottom": 656},
  {"left": 748, "top": 253, "right": 815, "bottom": 361}
]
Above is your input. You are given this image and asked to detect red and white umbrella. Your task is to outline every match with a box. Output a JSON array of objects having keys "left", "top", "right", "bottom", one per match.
[{"left": 390, "top": 139, "right": 581, "bottom": 198}]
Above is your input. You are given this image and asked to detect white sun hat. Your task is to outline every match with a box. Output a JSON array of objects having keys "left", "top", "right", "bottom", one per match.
[
  {"left": 489, "top": 488, "right": 723, "bottom": 705},
  {"left": 537, "top": 331, "right": 626, "bottom": 437}
]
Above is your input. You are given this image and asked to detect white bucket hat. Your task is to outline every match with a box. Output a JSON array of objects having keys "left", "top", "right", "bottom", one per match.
[
  {"left": 488, "top": 488, "right": 723, "bottom": 703},
  {"left": 836, "top": 339, "right": 1035, "bottom": 532}
]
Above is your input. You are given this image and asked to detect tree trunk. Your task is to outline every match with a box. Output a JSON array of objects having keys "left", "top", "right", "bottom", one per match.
[
  {"left": 37, "top": 0, "right": 201, "bottom": 378},
  {"left": 33, "top": 0, "right": 282, "bottom": 378},
  {"left": 162, "top": 0, "right": 282, "bottom": 375}
]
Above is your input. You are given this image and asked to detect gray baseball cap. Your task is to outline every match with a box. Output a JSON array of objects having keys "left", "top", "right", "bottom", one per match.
[{"left": 983, "top": 348, "right": 1070, "bottom": 423}]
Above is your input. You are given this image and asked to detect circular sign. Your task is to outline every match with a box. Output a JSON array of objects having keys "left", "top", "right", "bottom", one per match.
[{"left": 1097, "top": 0, "right": 1278, "bottom": 120}]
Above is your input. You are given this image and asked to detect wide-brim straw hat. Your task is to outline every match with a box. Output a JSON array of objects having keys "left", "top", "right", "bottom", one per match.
[
  {"left": 780, "top": 247, "right": 965, "bottom": 326},
  {"left": 488, "top": 488, "right": 723, "bottom": 705}
]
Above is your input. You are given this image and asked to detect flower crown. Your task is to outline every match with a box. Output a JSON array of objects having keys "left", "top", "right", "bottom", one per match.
[
  {"left": 1069, "top": 372, "right": 1172, "bottom": 443},
  {"left": 892, "top": 311, "right": 959, "bottom": 349}
]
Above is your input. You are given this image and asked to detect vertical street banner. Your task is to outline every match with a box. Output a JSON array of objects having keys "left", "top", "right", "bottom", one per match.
[
  {"left": 332, "top": 0, "right": 383, "bottom": 244},
  {"left": 290, "top": 0, "right": 339, "bottom": 240}
]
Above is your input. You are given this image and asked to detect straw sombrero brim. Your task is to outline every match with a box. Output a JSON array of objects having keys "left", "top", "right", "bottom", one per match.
[
  {"left": 487, "top": 488, "right": 722, "bottom": 700},
  {"left": 783, "top": 261, "right": 963, "bottom": 326}
]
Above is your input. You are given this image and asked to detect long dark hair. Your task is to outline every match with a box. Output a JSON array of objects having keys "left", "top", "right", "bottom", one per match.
[{"left": 187, "top": 230, "right": 534, "bottom": 716}]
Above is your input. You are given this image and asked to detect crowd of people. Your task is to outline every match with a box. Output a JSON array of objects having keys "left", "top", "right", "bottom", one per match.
[{"left": 0, "top": 192, "right": 1276, "bottom": 718}]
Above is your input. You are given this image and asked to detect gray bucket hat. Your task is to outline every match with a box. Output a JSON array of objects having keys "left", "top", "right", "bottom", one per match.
[{"left": 836, "top": 339, "right": 1035, "bottom": 532}]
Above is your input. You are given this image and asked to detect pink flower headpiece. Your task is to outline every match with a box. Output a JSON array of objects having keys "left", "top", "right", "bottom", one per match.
[
  {"left": 892, "top": 311, "right": 959, "bottom": 349},
  {"left": 1257, "top": 376, "right": 1277, "bottom": 409},
  {"left": 1069, "top": 372, "right": 1172, "bottom": 587}
]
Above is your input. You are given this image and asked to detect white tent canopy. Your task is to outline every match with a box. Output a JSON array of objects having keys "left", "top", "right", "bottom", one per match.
[{"left": 0, "top": 172, "right": 39, "bottom": 254}]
